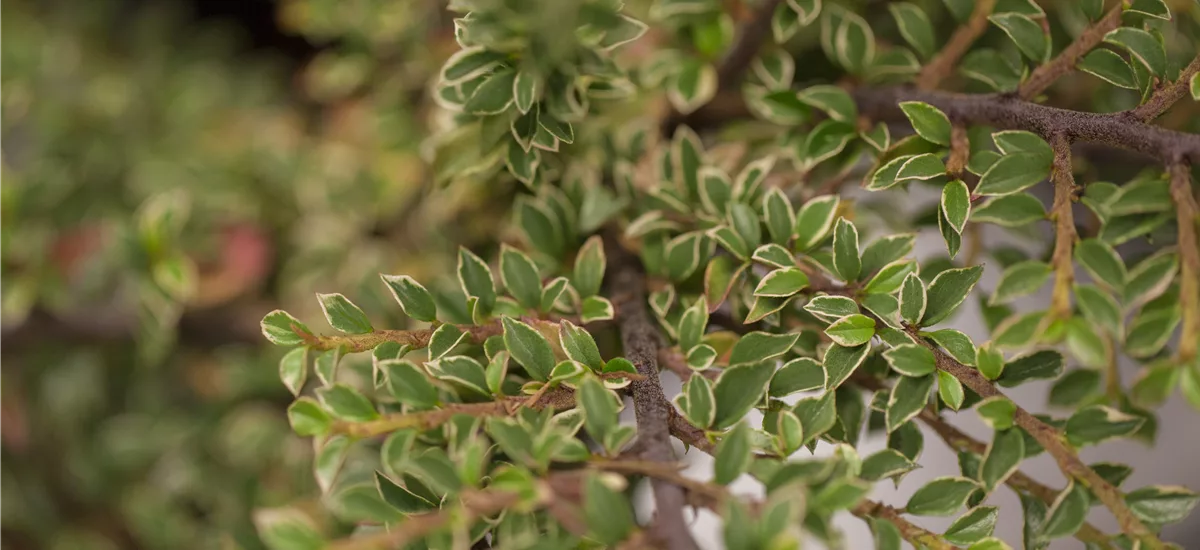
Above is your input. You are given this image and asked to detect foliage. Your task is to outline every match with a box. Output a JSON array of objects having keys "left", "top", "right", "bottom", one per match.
[{"left": 258, "top": 0, "right": 1200, "bottom": 549}]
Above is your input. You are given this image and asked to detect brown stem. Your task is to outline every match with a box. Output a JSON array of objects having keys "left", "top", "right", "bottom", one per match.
[
  {"left": 1104, "top": 333, "right": 1121, "bottom": 403},
  {"left": 1170, "top": 161, "right": 1200, "bottom": 362},
  {"left": 901, "top": 326, "right": 1161, "bottom": 547},
  {"left": 852, "top": 87, "right": 1200, "bottom": 164},
  {"left": 946, "top": 124, "right": 970, "bottom": 178},
  {"left": 661, "top": 0, "right": 783, "bottom": 134},
  {"left": 916, "top": 0, "right": 997, "bottom": 91},
  {"left": 850, "top": 500, "right": 961, "bottom": 550},
  {"left": 1018, "top": 6, "right": 1124, "bottom": 100},
  {"left": 1049, "top": 133, "right": 1078, "bottom": 320},
  {"left": 610, "top": 242, "right": 701, "bottom": 550},
  {"left": 1127, "top": 53, "right": 1200, "bottom": 122}
]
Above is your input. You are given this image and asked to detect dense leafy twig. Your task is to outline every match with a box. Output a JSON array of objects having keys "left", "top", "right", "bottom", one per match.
[
  {"left": 916, "top": 0, "right": 996, "bottom": 91},
  {"left": 852, "top": 87, "right": 1200, "bottom": 163},
  {"left": 303, "top": 318, "right": 562, "bottom": 352},
  {"left": 1129, "top": 54, "right": 1200, "bottom": 122},
  {"left": 1049, "top": 133, "right": 1078, "bottom": 320},
  {"left": 331, "top": 387, "right": 578, "bottom": 437},
  {"left": 901, "top": 326, "right": 1162, "bottom": 547},
  {"left": 1018, "top": 6, "right": 1124, "bottom": 100}
]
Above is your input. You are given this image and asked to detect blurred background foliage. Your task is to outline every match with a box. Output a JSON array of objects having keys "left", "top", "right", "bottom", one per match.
[{"left": 2, "top": 0, "right": 1199, "bottom": 548}]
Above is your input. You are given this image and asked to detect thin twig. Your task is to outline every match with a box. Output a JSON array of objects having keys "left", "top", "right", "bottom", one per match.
[
  {"left": 851, "top": 500, "right": 961, "bottom": 550},
  {"left": 916, "top": 0, "right": 997, "bottom": 91},
  {"left": 331, "top": 387, "right": 578, "bottom": 437},
  {"left": 852, "top": 87, "right": 1200, "bottom": 164},
  {"left": 946, "top": 124, "right": 970, "bottom": 178},
  {"left": 304, "top": 317, "right": 563, "bottom": 353},
  {"left": 1018, "top": 6, "right": 1124, "bottom": 100},
  {"left": 1169, "top": 161, "right": 1200, "bottom": 362},
  {"left": 1049, "top": 133, "right": 1078, "bottom": 320},
  {"left": 1128, "top": 53, "right": 1200, "bottom": 122},
  {"left": 610, "top": 239, "right": 701, "bottom": 550},
  {"left": 902, "top": 326, "right": 1162, "bottom": 548}
]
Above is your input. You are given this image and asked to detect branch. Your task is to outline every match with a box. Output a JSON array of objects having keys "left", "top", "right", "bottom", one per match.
[
  {"left": 916, "top": 0, "right": 996, "bottom": 90},
  {"left": 1049, "top": 133, "right": 1078, "bottom": 320},
  {"left": 1018, "top": 6, "right": 1124, "bottom": 100},
  {"left": 945, "top": 124, "right": 970, "bottom": 178},
  {"left": 852, "top": 87, "right": 1200, "bottom": 163},
  {"left": 851, "top": 500, "right": 961, "bottom": 550},
  {"left": 1170, "top": 161, "right": 1200, "bottom": 362},
  {"left": 609, "top": 242, "right": 701, "bottom": 550},
  {"left": 662, "top": 0, "right": 783, "bottom": 134},
  {"left": 305, "top": 317, "right": 563, "bottom": 353},
  {"left": 331, "top": 387, "right": 578, "bottom": 437},
  {"left": 901, "top": 326, "right": 1162, "bottom": 547},
  {"left": 1129, "top": 53, "right": 1200, "bottom": 122}
]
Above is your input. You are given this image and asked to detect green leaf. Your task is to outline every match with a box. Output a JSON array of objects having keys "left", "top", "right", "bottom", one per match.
[
  {"left": 729, "top": 332, "right": 801, "bottom": 366},
  {"left": 699, "top": 166, "right": 734, "bottom": 216},
  {"left": 279, "top": 348, "right": 307, "bottom": 397},
  {"left": 989, "top": 13, "right": 1048, "bottom": 62},
  {"left": 797, "top": 85, "right": 857, "bottom": 122},
  {"left": 317, "top": 384, "right": 379, "bottom": 422},
  {"left": 825, "top": 314, "right": 876, "bottom": 346},
  {"left": 502, "top": 317, "right": 554, "bottom": 382},
  {"left": 998, "top": 350, "right": 1063, "bottom": 388},
  {"left": 938, "top": 371, "right": 965, "bottom": 410},
  {"left": 383, "top": 360, "right": 440, "bottom": 409},
  {"left": 1078, "top": 49, "right": 1137, "bottom": 89},
  {"left": 941, "top": 180, "right": 972, "bottom": 234},
  {"left": 676, "top": 298, "right": 710, "bottom": 353},
  {"left": 923, "top": 265, "right": 984, "bottom": 326},
  {"left": 668, "top": 60, "right": 717, "bottom": 114},
  {"left": 1065, "top": 405, "right": 1144, "bottom": 446},
  {"left": 977, "top": 344, "right": 1005, "bottom": 380},
  {"left": 583, "top": 473, "right": 636, "bottom": 544},
  {"left": 559, "top": 320, "right": 603, "bottom": 371},
  {"left": 666, "top": 231, "right": 706, "bottom": 282},
  {"left": 926, "top": 329, "right": 977, "bottom": 366},
  {"left": 823, "top": 342, "right": 871, "bottom": 390},
  {"left": 864, "top": 260, "right": 917, "bottom": 295},
  {"left": 1125, "top": 485, "right": 1200, "bottom": 525},
  {"left": 579, "top": 378, "right": 619, "bottom": 446},
  {"left": 832, "top": 217, "right": 861, "bottom": 281},
  {"left": 990, "top": 260, "right": 1051, "bottom": 305},
  {"left": 976, "top": 396, "right": 1016, "bottom": 432},
  {"left": 708, "top": 226, "right": 750, "bottom": 261},
  {"left": 287, "top": 397, "right": 332, "bottom": 436},
  {"left": 900, "top": 272, "right": 927, "bottom": 325},
  {"left": 317, "top": 293, "right": 373, "bottom": 334},
  {"left": 428, "top": 356, "right": 490, "bottom": 399},
  {"left": 805, "top": 295, "right": 859, "bottom": 322},
  {"left": 1041, "top": 481, "right": 1088, "bottom": 539},
  {"left": 992, "top": 311, "right": 1046, "bottom": 350},
  {"left": 795, "top": 195, "right": 840, "bottom": 250},
  {"left": 428, "top": 323, "right": 467, "bottom": 359},
  {"left": 884, "top": 344, "right": 936, "bottom": 377},
  {"left": 897, "top": 153, "right": 948, "bottom": 181},
  {"left": 861, "top": 448, "right": 918, "bottom": 482},
  {"left": 861, "top": 233, "right": 916, "bottom": 276},
  {"left": 729, "top": 203, "right": 763, "bottom": 251},
  {"left": 887, "top": 373, "right": 934, "bottom": 432},
  {"left": 1125, "top": 301, "right": 1180, "bottom": 358},
  {"left": 944, "top": 506, "right": 999, "bottom": 545},
  {"left": 770, "top": 357, "right": 825, "bottom": 397},
  {"left": 762, "top": 188, "right": 796, "bottom": 244},
  {"left": 972, "top": 193, "right": 1046, "bottom": 226},
  {"left": 832, "top": 9, "right": 876, "bottom": 73},
  {"left": 376, "top": 472, "right": 436, "bottom": 514},
  {"left": 458, "top": 247, "right": 497, "bottom": 316},
  {"left": 980, "top": 428, "right": 1024, "bottom": 492},
  {"left": 1130, "top": 362, "right": 1180, "bottom": 409},
  {"left": 500, "top": 245, "right": 543, "bottom": 310},
  {"left": 961, "top": 48, "right": 1022, "bottom": 91},
  {"left": 889, "top": 3, "right": 936, "bottom": 59},
  {"left": 898, "top": 101, "right": 951, "bottom": 146},
  {"left": 800, "top": 120, "right": 856, "bottom": 169},
  {"left": 580, "top": 295, "right": 615, "bottom": 323},
  {"left": 677, "top": 374, "right": 717, "bottom": 428},
  {"left": 380, "top": 275, "right": 438, "bottom": 322},
  {"left": 464, "top": 68, "right": 516, "bottom": 115},
  {"left": 1110, "top": 176, "right": 1172, "bottom": 216},
  {"left": 255, "top": 508, "right": 325, "bottom": 550},
  {"left": 754, "top": 268, "right": 809, "bottom": 298},
  {"left": 1104, "top": 27, "right": 1166, "bottom": 76},
  {"left": 1074, "top": 238, "right": 1126, "bottom": 291},
  {"left": 714, "top": 422, "right": 754, "bottom": 484},
  {"left": 975, "top": 153, "right": 1049, "bottom": 196},
  {"left": 793, "top": 390, "right": 837, "bottom": 445},
  {"left": 1075, "top": 284, "right": 1122, "bottom": 335},
  {"left": 906, "top": 477, "right": 979, "bottom": 516},
  {"left": 262, "top": 310, "right": 312, "bottom": 346},
  {"left": 1049, "top": 368, "right": 1102, "bottom": 408},
  {"left": 712, "top": 362, "right": 776, "bottom": 430}
]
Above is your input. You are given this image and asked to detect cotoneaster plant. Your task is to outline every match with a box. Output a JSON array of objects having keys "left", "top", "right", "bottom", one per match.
[{"left": 257, "top": 0, "right": 1200, "bottom": 548}]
